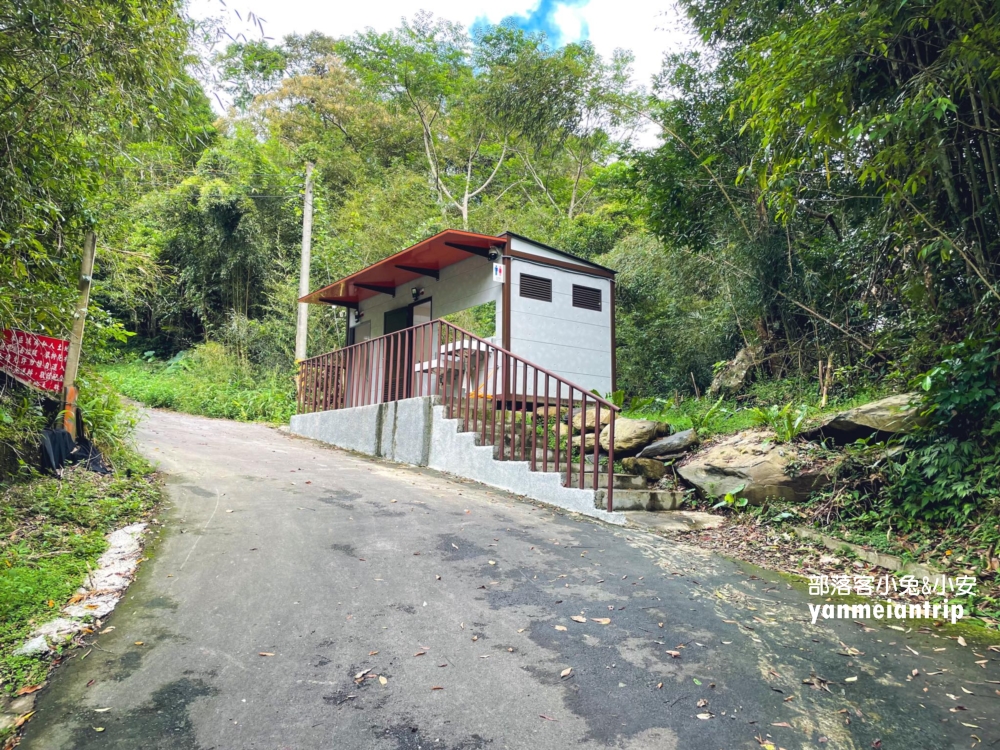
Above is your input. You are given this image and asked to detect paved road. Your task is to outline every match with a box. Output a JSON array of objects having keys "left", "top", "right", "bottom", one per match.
[{"left": 20, "top": 410, "right": 1000, "bottom": 749}]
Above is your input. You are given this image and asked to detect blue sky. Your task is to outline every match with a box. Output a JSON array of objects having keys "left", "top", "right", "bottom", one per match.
[{"left": 475, "top": 0, "right": 592, "bottom": 46}]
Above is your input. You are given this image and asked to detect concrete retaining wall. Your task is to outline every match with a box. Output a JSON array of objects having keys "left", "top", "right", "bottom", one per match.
[{"left": 289, "top": 397, "right": 624, "bottom": 525}]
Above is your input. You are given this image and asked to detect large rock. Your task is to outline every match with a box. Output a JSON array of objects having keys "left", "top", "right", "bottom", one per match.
[
  {"left": 571, "top": 432, "right": 598, "bottom": 452},
  {"left": 621, "top": 457, "right": 667, "bottom": 482},
  {"left": 571, "top": 408, "right": 612, "bottom": 433},
  {"left": 801, "top": 393, "right": 926, "bottom": 444},
  {"left": 677, "top": 431, "right": 831, "bottom": 503},
  {"left": 637, "top": 429, "right": 700, "bottom": 458},
  {"left": 598, "top": 418, "right": 666, "bottom": 456},
  {"left": 709, "top": 345, "right": 761, "bottom": 396}
]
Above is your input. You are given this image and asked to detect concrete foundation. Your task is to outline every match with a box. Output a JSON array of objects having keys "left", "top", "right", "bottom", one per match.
[{"left": 290, "top": 397, "right": 625, "bottom": 525}]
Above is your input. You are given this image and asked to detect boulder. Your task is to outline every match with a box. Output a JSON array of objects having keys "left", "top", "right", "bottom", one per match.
[
  {"left": 621, "top": 457, "right": 667, "bottom": 482},
  {"left": 801, "top": 393, "right": 926, "bottom": 444},
  {"left": 571, "top": 432, "right": 598, "bottom": 452},
  {"left": 598, "top": 418, "right": 665, "bottom": 456},
  {"left": 637, "top": 428, "right": 700, "bottom": 458},
  {"left": 571, "top": 408, "right": 612, "bottom": 433},
  {"left": 677, "top": 431, "right": 832, "bottom": 503},
  {"left": 709, "top": 345, "right": 761, "bottom": 396},
  {"left": 535, "top": 406, "right": 569, "bottom": 421}
]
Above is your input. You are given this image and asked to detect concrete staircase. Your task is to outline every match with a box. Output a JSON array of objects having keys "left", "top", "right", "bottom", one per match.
[{"left": 447, "top": 412, "right": 687, "bottom": 513}]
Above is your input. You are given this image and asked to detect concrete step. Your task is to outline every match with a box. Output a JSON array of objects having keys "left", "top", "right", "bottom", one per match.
[{"left": 593, "top": 489, "right": 685, "bottom": 512}]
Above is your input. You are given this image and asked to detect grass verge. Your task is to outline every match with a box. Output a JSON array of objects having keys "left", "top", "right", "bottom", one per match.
[
  {"left": 101, "top": 343, "right": 295, "bottom": 424},
  {"left": 0, "top": 453, "right": 161, "bottom": 710}
]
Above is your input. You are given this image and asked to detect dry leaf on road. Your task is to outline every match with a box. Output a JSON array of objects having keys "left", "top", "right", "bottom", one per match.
[{"left": 560, "top": 667, "right": 572, "bottom": 679}]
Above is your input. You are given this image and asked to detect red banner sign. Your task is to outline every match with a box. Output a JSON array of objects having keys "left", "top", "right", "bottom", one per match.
[{"left": 0, "top": 329, "right": 69, "bottom": 394}]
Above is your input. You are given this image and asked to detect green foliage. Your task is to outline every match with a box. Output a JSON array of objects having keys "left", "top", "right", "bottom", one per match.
[
  {"left": 0, "top": 462, "right": 160, "bottom": 696},
  {"left": 103, "top": 343, "right": 296, "bottom": 423},
  {"left": 882, "top": 336, "right": 1000, "bottom": 525},
  {"left": 0, "top": 0, "right": 206, "bottom": 338},
  {"left": 749, "top": 403, "right": 808, "bottom": 442}
]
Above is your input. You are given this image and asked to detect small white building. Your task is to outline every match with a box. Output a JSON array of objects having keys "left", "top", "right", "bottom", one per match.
[
  {"left": 294, "top": 229, "right": 625, "bottom": 521},
  {"left": 301, "top": 229, "right": 617, "bottom": 398}
]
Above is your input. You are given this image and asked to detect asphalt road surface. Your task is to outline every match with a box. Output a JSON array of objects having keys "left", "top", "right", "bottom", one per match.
[{"left": 20, "top": 409, "right": 1000, "bottom": 749}]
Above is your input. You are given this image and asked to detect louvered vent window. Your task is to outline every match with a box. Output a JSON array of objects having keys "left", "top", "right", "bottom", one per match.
[
  {"left": 572, "top": 284, "right": 602, "bottom": 311},
  {"left": 519, "top": 273, "right": 552, "bottom": 302}
]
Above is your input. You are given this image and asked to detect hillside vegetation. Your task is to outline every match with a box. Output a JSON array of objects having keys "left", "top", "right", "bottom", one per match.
[{"left": 0, "top": 1, "right": 997, "bottom": 593}]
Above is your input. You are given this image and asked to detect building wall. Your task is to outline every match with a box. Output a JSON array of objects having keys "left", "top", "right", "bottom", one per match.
[
  {"left": 351, "top": 254, "right": 502, "bottom": 341},
  {"left": 507, "top": 254, "right": 613, "bottom": 396}
]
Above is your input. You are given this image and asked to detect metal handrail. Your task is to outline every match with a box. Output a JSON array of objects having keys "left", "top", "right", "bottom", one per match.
[{"left": 297, "top": 319, "right": 618, "bottom": 510}]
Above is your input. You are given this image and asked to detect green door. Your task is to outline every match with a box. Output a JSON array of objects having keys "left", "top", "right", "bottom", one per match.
[
  {"left": 384, "top": 307, "right": 410, "bottom": 334},
  {"left": 383, "top": 307, "right": 412, "bottom": 400}
]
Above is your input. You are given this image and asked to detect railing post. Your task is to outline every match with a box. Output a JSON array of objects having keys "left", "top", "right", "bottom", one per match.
[
  {"left": 578, "top": 394, "right": 587, "bottom": 489},
  {"left": 607, "top": 413, "right": 615, "bottom": 512},
  {"left": 564, "top": 388, "right": 573, "bottom": 488},
  {"left": 520, "top": 361, "right": 527, "bottom": 461},
  {"left": 592, "top": 401, "right": 601, "bottom": 493},
  {"left": 542, "top": 375, "right": 549, "bottom": 473}
]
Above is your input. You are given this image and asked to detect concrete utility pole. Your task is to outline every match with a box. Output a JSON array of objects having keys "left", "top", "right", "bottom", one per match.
[
  {"left": 63, "top": 231, "right": 97, "bottom": 438},
  {"left": 295, "top": 162, "right": 315, "bottom": 363}
]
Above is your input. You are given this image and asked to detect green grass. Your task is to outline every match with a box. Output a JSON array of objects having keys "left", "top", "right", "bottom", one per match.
[
  {"left": 0, "top": 453, "right": 161, "bottom": 705},
  {"left": 101, "top": 343, "right": 296, "bottom": 424},
  {"left": 621, "top": 377, "right": 891, "bottom": 439}
]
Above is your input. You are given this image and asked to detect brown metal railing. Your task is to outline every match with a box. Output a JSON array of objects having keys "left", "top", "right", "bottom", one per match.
[{"left": 297, "top": 319, "right": 618, "bottom": 510}]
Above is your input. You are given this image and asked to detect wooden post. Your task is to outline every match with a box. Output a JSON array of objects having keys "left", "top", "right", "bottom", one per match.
[
  {"left": 295, "top": 162, "right": 315, "bottom": 364},
  {"left": 62, "top": 231, "right": 97, "bottom": 439}
]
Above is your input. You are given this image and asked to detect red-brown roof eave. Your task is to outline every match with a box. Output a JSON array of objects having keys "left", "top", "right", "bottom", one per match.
[{"left": 299, "top": 229, "right": 502, "bottom": 306}]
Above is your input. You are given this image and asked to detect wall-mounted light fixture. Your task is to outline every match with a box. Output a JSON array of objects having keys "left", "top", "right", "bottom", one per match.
[
  {"left": 354, "top": 309, "right": 364, "bottom": 324},
  {"left": 411, "top": 286, "right": 425, "bottom": 302}
]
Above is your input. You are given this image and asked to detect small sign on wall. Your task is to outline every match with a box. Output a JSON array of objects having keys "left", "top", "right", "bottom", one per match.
[{"left": 492, "top": 262, "right": 505, "bottom": 283}]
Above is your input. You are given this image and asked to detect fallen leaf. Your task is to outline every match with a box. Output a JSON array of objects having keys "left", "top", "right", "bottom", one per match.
[
  {"left": 355, "top": 669, "right": 371, "bottom": 680},
  {"left": 431, "top": 686, "right": 444, "bottom": 690},
  {"left": 958, "top": 636, "right": 968, "bottom": 647},
  {"left": 259, "top": 652, "right": 275, "bottom": 657},
  {"left": 92, "top": 726, "right": 104, "bottom": 733},
  {"left": 696, "top": 712, "right": 713, "bottom": 720},
  {"left": 554, "top": 625, "right": 567, "bottom": 632},
  {"left": 591, "top": 618, "right": 611, "bottom": 625},
  {"left": 414, "top": 651, "right": 426, "bottom": 657},
  {"left": 517, "top": 628, "right": 526, "bottom": 633},
  {"left": 539, "top": 714, "right": 558, "bottom": 721},
  {"left": 560, "top": 667, "right": 573, "bottom": 679},
  {"left": 379, "top": 676, "right": 387, "bottom": 686},
  {"left": 697, "top": 698, "right": 708, "bottom": 707},
  {"left": 94, "top": 708, "right": 111, "bottom": 713},
  {"left": 570, "top": 615, "right": 587, "bottom": 623},
  {"left": 134, "top": 641, "right": 144, "bottom": 646},
  {"left": 666, "top": 650, "right": 681, "bottom": 658},
  {"left": 961, "top": 686, "right": 973, "bottom": 694},
  {"left": 656, "top": 683, "right": 663, "bottom": 689},
  {"left": 369, "top": 651, "right": 379, "bottom": 656},
  {"left": 771, "top": 722, "right": 792, "bottom": 728},
  {"left": 15, "top": 684, "right": 43, "bottom": 696},
  {"left": 844, "top": 676, "right": 858, "bottom": 683}
]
